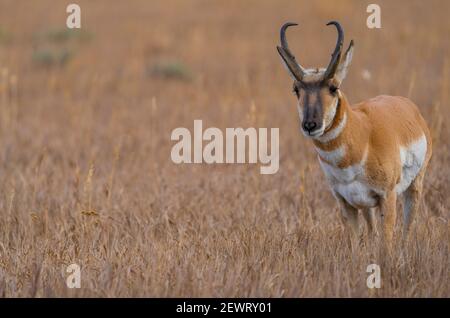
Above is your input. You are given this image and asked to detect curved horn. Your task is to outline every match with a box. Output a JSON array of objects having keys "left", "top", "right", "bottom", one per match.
[
  {"left": 276, "top": 22, "right": 305, "bottom": 81},
  {"left": 280, "top": 22, "right": 297, "bottom": 53},
  {"left": 323, "top": 21, "right": 344, "bottom": 80}
]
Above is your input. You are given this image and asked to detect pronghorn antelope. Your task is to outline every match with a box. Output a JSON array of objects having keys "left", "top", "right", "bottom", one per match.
[{"left": 277, "top": 21, "right": 432, "bottom": 244}]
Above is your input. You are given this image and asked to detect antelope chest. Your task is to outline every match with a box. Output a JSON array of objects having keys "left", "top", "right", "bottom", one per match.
[{"left": 318, "top": 157, "right": 379, "bottom": 208}]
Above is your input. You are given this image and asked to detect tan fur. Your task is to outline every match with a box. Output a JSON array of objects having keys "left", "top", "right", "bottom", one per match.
[
  {"left": 313, "top": 92, "right": 432, "bottom": 245},
  {"left": 278, "top": 22, "right": 432, "bottom": 246}
]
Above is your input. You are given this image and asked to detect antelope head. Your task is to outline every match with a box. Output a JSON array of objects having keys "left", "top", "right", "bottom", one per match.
[{"left": 277, "top": 21, "right": 354, "bottom": 138}]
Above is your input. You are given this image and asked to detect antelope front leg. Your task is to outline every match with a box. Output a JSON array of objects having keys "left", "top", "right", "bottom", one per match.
[
  {"left": 334, "top": 193, "right": 360, "bottom": 236},
  {"left": 381, "top": 190, "right": 397, "bottom": 247},
  {"left": 362, "top": 207, "right": 378, "bottom": 236}
]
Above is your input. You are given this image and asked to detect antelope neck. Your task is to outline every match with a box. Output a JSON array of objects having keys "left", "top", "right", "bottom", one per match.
[{"left": 312, "top": 93, "right": 366, "bottom": 168}]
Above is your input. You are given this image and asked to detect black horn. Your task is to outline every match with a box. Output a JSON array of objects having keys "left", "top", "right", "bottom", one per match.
[
  {"left": 276, "top": 22, "right": 305, "bottom": 81},
  {"left": 323, "top": 21, "right": 344, "bottom": 80},
  {"left": 280, "top": 22, "right": 297, "bottom": 54}
]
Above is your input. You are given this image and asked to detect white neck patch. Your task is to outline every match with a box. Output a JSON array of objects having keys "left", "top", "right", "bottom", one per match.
[
  {"left": 315, "top": 111, "right": 347, "bottom": 143},
  {"left": 315, "top": 144, "right": 346, "bottom": 166}
]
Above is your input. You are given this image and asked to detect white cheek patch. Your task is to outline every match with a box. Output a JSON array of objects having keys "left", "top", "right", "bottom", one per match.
[
  {"left": 297, "top": 103, "right": 303, "bottom": 122},
  {"left": 395, "top": 135, "right": 427, "bottom": 194},
  {"left": 323, "top": 98, "right": 338, "bottom": 128}
]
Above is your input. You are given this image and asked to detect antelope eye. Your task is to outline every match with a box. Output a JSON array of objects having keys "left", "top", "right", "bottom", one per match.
[{"left": 329, "top": 85, "right": 338, "bottom": 94}]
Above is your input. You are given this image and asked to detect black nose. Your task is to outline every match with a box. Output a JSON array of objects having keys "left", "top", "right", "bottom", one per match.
[{"left": 303, "top": 121, "right": 317, "bottom": 132}]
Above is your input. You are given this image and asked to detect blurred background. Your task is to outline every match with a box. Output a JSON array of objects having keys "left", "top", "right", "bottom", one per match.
[{"left": 0, "top": 0, "right": 448, "bottom": 297}]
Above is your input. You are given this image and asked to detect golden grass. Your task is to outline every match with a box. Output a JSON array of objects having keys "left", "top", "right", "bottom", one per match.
[{"left": 0, "top": 0, "right": 448, "bottom": 297}]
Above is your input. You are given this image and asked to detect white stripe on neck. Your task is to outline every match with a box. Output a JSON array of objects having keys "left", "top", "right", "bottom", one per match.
[
  {"left": 315, "top": 144, "right": 346, "bottom": 166},
  {"left": 315, "top": 111, "right": 347, "bottom": 143}
]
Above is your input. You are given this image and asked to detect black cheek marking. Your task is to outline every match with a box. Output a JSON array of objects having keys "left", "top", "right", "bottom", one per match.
[
  {"left": 303, "top": 93, "right": 310, "bottom": 115},
  {"left": 316, "top": 90, "right": 322, "bottom": 105},
  {"left": 313, "top": 106, "right": 321, "bottom": 122},
  {"left": 304, "top": 106, "right": 310, "bottom": 120},
  {"left": 315, "top": 90, "right": 323, "bottom": 121}
]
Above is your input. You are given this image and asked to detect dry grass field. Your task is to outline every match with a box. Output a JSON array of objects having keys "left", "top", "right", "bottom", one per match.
[{"left": 0, "top": 0, "right": 448, "bottom": 297}]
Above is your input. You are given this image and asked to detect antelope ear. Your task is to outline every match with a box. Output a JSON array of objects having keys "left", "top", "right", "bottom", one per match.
[{"left": 334, "top": 40, "right": 354, "bottom": 86}]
